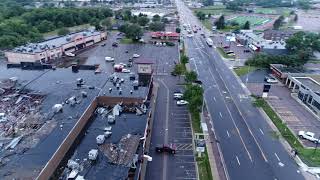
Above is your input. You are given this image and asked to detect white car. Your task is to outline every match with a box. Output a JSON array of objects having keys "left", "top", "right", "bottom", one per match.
[
  {"left": 174, "top": 93, "right": 183, "bottom": 96},
  {"left": 265, "top": 77, "right": 278, "bottom": 84},
  {"left": 298, "top": 131, "right": 320, "bottom": 144},
  {"left": 236, "top": 44, "right": 244, "bottom": 47},
  {"left": 177, "top": 100, "right": 188, "bottom": 106},
  {"left": 119, "top": 63, "right": 127, "bottom": 67},
  {"left": 105, "top": 57, "right": 115, "bottom": 62},
  {"left": 133, "top": 54, "right": 140, "bottom": 58},
  {"left": 187, "top": 34, "right": 194, "bottom": 38},
  {"left": 174, "top": 94, "right": 183, "bottom": 100},
  {"left": 122, "top": 68, "right": 131, "bottom": 73}
]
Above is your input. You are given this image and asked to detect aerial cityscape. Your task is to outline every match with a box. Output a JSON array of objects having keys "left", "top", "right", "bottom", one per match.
[{"left": 0, "top": 0, "right": 320, "bottom": 179}]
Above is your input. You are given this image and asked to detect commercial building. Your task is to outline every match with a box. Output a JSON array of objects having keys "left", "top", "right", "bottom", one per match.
[
  {"left": 263, "top": 29, "right": 295, "bottom": 41},
  {"left": 236, "top": 30, "right": 287, "bottom": 55},
  {"left": 150, "top": 31, "right": 180, "bottom": 40},
  {"left": 4, "top": 30, "right": 106, "bottom": 64},
  {"left": 270, "top": 64, "right": 320, "bottom": 118}
]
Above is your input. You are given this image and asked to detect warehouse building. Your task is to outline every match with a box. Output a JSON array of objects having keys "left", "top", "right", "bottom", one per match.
[{"left": 5, "top": 30, "right": 106, "bottom": 64}]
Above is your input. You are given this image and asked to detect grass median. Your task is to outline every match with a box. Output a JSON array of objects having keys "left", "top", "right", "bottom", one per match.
[
  {"left": 233, "top": 66, "right": 257, "bottom": 76},
  {"left": 253, "top": 97, "right": 320, "bottom": 166}
]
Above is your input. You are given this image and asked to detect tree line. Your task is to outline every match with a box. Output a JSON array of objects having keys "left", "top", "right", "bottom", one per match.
[
  {"left": 246, "top": 31, "right": 320, "bottom": 67},
  {"left": 0, "top": 2, "right": 113, "bottom": 49}
]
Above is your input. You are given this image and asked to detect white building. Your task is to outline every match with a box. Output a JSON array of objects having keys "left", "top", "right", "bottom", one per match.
[{"left": 5, "top": 30, "right": 106, "bottom": 64}]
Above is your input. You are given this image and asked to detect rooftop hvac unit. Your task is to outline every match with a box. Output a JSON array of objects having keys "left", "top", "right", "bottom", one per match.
[{"left": 88, "top": 149, "right": 98, "bottom": 161}]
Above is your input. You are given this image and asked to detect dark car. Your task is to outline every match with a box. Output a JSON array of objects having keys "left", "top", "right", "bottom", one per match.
[
  {"left": 243, "top": 49, "right": 250, "bottom": 53},
  {"left": 171, "top": 71, "right": 177, "bottom": 76},
  {"left": 112, "top": 42, "right": 118, "bottom": 47},
  {"left": 128, "top": 57, "right": 133, "bottom": 62},
  {"left": 194, "top": 80, "right": 203, "bottom": 85},
  {"left": 101, "top": 43, "right": 106, "bottom": 47},
  {"left": 155, "top": 144, "right": 177, "bottom": 154},
  {"left": 223, "top": 46, "right": 230, "bottom": 49}
]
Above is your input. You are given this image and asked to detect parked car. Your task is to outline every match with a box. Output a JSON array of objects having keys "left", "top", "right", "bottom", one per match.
[
  {"left": 105, "top": 57, "right": 115, "bottom": 62},
  {"left": 187, "top": 34, "right": 194, "bottom": 38},
  {"left": 223, "top": 46, "right": 230, "bottom": 49},
  {"left": 236, "top": 44, "right": 244, "bottom": 47},
  {"left": 122, "top": 68, "right": 130, "bottom": 73},
  {"left": 101, "top": 43, "right": 106, "bottom": 47},
  {"left": 264, "top": 77, "right": 278, "bottom": 84},
  {"left": 177, "top": 100, "right": 188, "bottom": 106},
  {"left": 155, "top": 144, "right": 177, "bottom": 154},
  {"left": 243, "top": 49, "right": 250, "bottom": 53},
  {"left": 112, "top": 42, "right": 118, "bottom": 47},
  {"left": 298, "top": 131, "right": 320, "bottom": 144},
  {"left": 133, "top": 54, "right": 140, "bottom": 58}
]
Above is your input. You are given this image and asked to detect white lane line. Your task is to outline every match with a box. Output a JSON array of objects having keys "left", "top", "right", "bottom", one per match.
[
  {"left": 274, "top": 153, "right": 281, "bottom": 161},
  {"left": 213, "top": 97, "right": 216, "bottom": 102},
  {"left": 219, "top": 112, "right": 223, "bottom": 118},
  {"left": 226, "top": 130, "right": 230, "bottom": 138},
  {"left": 259, "top": 128, "right": 264, "bottom": 135},
  {"left": 236, "top": 156, "right": 241, "bottom": 166}
]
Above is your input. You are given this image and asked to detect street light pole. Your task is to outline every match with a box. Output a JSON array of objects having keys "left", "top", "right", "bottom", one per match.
[{"left": 313, "top": 135, "right": 320, "bottom": 155}]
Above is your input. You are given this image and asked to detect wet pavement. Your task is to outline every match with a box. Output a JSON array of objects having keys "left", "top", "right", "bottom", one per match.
[{"left": 0, "top": 31, "right": 179, "bottom": 179}]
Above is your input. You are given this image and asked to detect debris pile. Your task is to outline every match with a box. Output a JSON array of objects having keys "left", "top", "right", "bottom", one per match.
[
  {"left": 99, "top": 134, "right": 140, "bottom": 166},
  {"left": 0, "top": 78, "right": 46, "bottom": 151}
]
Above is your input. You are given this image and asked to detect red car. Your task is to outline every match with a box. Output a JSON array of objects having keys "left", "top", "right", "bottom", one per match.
[{"left": 155, "top": 144, "right": 177, "bottom": 154}]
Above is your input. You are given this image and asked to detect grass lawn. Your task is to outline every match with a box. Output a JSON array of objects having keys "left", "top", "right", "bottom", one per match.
[
  {"left": 253, "top": 97, "right": 320, "bottom": 166},
  {"left": 216, "top": 47, "right": 235, "bottom": 59},
  {"left": 202, "top": 19, "right": 212, "bottom": 31},
  {"left": 255, "top": 8, "right": 277, "bottom": 14},
  {"left": 233, "top": 66, "right": 257, "bottom": 76},
  {"left": 197, "top": 150, "right": 214, "bottom": 180},
  {"left": 227, "top": 16, "right": 271, "bottom": 26},
  {"left": 193, "top": 8, "right": 232, "bottom": 16},
  {"left": 120, "top": 38, "right": 134, "bottom": 44}
]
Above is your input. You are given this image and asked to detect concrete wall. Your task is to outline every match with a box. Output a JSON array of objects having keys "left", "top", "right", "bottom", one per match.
[{"left": 37, "top": 98, "right": 98, "bottom": 180}]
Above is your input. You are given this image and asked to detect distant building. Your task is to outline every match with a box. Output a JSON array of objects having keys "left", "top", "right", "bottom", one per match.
[
  {"left": 263, "top": 29, "right": 295, "bottom": 41},
  {"left": 150, "top": 31, "right": 180, "bottom": 40},
  {"left": 5, "top": 30, "right": 106, "bottom": 64},
  {"left": 236, "top": 30, "right": 287, "bottom": 55}
]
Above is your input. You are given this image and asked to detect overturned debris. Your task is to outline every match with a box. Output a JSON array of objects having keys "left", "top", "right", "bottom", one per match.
[{"left": 99, "top": 134, "right": 140, "bottom": 166}]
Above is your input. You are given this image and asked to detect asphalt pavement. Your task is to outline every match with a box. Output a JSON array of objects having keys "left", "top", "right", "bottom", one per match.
[{"left": 176, "top": 0, "right": 305, "bottom": 179}]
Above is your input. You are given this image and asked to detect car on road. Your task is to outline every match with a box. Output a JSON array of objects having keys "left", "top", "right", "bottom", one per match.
[
  {"left": 112, "top": 42, "right": 118, "bottom": 47},
  {"left": 298, "top": 131, "right": 320, "bottom": 144},
  {"left": 101, "top": 43, "right": 106, "bottom": 47},
  {"left": 155, "top": 144, "right": 177, "bottom": 154},
  {"left": 133, "top": 54, "right": 140, "bottom": 58},
  {"left": 187, "top": 34, "right": 194, "bottom": 38},
  {"left": 122, "top": 68, "right": 130, "bottom": 73},
  {"left": 177, "top": 100, "right": 188, "bottom": 106},
  {"left": 243, "top": 49, "right": 251, "bottom": 53},
  {"left": 264, "top": 77, "right": 278, "bottom": 84},
  {"left": 105, "top": 57, "right": 115, "bottom": 62}
]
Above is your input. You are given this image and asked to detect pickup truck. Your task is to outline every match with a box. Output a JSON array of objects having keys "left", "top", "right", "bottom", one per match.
[{"left": 298, "top": 131, "right": 320, "bottom": 144}]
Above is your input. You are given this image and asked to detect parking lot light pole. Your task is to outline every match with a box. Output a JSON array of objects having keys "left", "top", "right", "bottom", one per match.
[{"left": 313, "top": 135, "right": 320, "bottom": 155}]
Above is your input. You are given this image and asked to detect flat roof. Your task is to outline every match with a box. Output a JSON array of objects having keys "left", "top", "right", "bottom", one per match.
[
  {"left": 295, "top": 76, "right": 320, "bottom": 92},
  {"left": 270, "top": 64, "right": 304, "bottom": 73},
  {"left": 12, "top": 30, "right": 102, "bottom": 54},
  {"left": 60, "top": 111, "right": 148, "bottom": 179},
  {"left": 99, "top": 73, "right": 149, "bottom": 99}
]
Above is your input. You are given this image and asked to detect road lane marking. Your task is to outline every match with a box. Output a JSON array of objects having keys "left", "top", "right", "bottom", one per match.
[
  {"left": 226, "top": 130, "right": 230, "bottom": 138},
  {"left": 213, "top": 97, "right": 216, "bottom": 102},
  {"left": 274, "top": 153, "right": 281, "bottom": 161},
  {"left": 219, "top": 112, "right": 223, "bottom": 118},
  {"left": 259, "top": 128, "right": 264, "bottom": 135},
  {"left": 236, "top": 156, "right": 241, "bottom": 166}
]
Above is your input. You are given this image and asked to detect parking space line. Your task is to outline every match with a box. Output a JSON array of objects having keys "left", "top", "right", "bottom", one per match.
[
  {"left": 236, "top": 156, "right": 241, "bottom": 166},
  {"left": 259, "top": 128, "right": 264, "bottom": 135},
  {"left": 219, "top": 112, "right": 223, "bottom": 118},
  {"left": 226, "top": 130, "right": 230, "bottom": 138},
  {"left": 274, "top": 153, "right": 281, "bottom": 161}
]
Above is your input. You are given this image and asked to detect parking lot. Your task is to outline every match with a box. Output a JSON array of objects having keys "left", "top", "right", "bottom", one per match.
[
  {"left": 78, "top": 32, "right": 179, "bottom": 75},
  {"left": 243, "top": 70, "right": 320, "bottom": 148}
]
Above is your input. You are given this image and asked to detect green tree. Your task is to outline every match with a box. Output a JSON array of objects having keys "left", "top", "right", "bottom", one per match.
[
  {"left": 243, "top": 21, "right": 250, "bottom": 29},
  {"left": 57, "top": 28, "right": 70, "bottom": 36},
  {"left": 137, "top": 16, "right": 149, "bottom": 26},
  {"left": 152, "top": 14, "right": 161, "bottom": 22},
  {"left": 173, "top": 64, "right": 185, "bottom": 76},
  {"left": 183, "top": 84, "right": 203, "bottom": 113},
  {"left": 215, "top": 15, "right": 225, "bottom": 29},
  {"left": 101, "top": 18, "right": 112, "bottom": 30},
  {"left": 125, "top": 24, "right": 143, "bottom": 41},
  {"left": 273, "top": 15, "right": 284, "bottom": 30},
  {"left": 180, "top": 54, "right": 189, "bottom": 64},
  {"left": 37, "top": 20, "right": 55, "bottom": 33},
  {"left": 161, "top": 17, "right": 169, "bottom": 24},
  {"left": 149, "top": 22, "right": 165, "bottom": 31},
  {"left": 185, "top": 71, "right": 198, "bottom": 83},
  {"left": 196, "top": 11, "right": 206, "bottom": 21}
]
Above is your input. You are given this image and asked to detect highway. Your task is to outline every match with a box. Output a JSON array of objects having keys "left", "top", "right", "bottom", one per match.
[{"left": 176, "top": 0, "right": 305, "bottom": 179}]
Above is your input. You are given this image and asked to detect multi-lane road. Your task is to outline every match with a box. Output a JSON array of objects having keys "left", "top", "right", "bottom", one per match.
[{"left": 176, "top": 1, "right": 305, "bottom": 179}]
